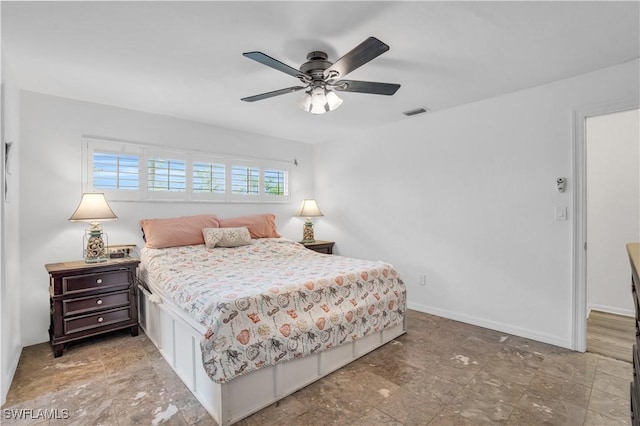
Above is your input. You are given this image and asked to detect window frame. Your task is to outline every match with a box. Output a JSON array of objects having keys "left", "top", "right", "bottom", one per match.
[
  {"left": 228, "top": 159, "right": 261, "bottom": 202},
  {"left": 145, "top": 150, "right": 189, "bottom": 201},
  {"left": 83, "top": 137, "right": 291, "bottom": 204},
  {"left": 262, "top": 164, "right": 290, "bottom": 202},
  {"left": 83, "top": 138, "right": 143, "bottom": 201},
  {"left": 191, "top": 154, "right": 227, "bottom": 202}
]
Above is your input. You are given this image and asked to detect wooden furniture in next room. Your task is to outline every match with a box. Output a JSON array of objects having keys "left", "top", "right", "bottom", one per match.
[{"left": 627, "top": 242, "right": 640, "bottom": 426}]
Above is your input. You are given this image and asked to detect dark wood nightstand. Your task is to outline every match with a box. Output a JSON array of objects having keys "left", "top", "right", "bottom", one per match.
[
  {"left": 45, "top": 258, "right": 140, "bottom": 357},
  {"left": 301, "top": 240, "right": 335, "bottom": 254}
]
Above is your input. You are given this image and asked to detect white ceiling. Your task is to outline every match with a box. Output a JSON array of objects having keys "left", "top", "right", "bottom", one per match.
[{"left": 2, "top": 1, "right": 639, "bottom": 144}]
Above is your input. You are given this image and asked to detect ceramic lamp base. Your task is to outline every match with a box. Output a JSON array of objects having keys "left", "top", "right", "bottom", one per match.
[
  {"left": 302, "top": 219, "right": 315, "bottom": 243},
  {"left": 84, "top": 228, "right": 108, "bottom": 263}
]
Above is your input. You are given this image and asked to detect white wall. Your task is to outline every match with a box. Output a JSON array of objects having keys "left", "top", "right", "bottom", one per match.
[
  {"left": 314, "top": 60, "right": 640, "bottom": 348},
  {"left": 13, "top": 60, "right": 640, "bottom": 358},
  {"left": 587, "top": 109, "right": 640, "bottom": 317},
  {"left": 19, "top": 91, "right": 315, "bottom": 346},
  {"left": 1, "top": 50, "right": 22, "bottom": 406}
]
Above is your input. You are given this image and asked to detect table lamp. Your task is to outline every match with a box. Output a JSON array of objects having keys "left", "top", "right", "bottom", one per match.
[
  {"left": 69, "top": 193, "right": 118, "bottom": 263},
  {"left": 295, "top": 199, "right": 323, "bottom": 243}
]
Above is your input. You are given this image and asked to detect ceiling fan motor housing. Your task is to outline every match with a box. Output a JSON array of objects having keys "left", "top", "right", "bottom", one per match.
[{"left": 300, "top": 51, "right": 332, "bottom": 77}]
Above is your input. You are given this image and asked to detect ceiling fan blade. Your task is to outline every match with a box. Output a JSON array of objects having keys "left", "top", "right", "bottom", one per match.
[
  {"left": 323, "top": 37, "right": 390, "bottom": 80},
  {"left": 243, "top": 52, "right": 305, "bottom": 79},
  {"left": 241, "top": 86, "right": 306, "bottom": 102},
  {"left": 333, "top": 80, "right": 400, "bottom": 95}
]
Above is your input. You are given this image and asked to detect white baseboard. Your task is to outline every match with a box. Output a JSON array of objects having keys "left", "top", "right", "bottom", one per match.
[
  {"left": 587, "top": 303, "right": 634, "bottom": 318},
  {"left": 407, "top": 301, "right": 571, "bottom": 349},
  {"left": 1, "top": 346, "right": 22, "bottom": 406}
]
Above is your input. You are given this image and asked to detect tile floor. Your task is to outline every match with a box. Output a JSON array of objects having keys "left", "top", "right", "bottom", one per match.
[{"left": 2, "top": 310, "right": 632, "bottom": 425}]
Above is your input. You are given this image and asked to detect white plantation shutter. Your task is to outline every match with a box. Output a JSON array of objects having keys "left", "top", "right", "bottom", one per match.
[
  {"left": 231, "top": 163, "right": 260, "bottom": 198},
  {"left": 84, "top": 138, "right": 290, "bottom": 203},
  {"left": 147, "top": 159, "right": 186, "bottom": 192},
  {"left": 146, "top": 152, "right": 187, "bottom": 200},
  {"left": 263, "top": 167, "right": 289, "bottom": 201},
  {"left": 192, "top": 157, "right": 226, "bottom": 201},
  {"left": 84, "top": 139, "right": 142, "bottom": 201},
  {"left": 93, "top": 152, "right": 139, "bottom": 191}
]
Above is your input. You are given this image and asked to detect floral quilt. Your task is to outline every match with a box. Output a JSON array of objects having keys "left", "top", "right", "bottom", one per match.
[{"left": 140, "top": 238, "right": 406, "bottom": 383}]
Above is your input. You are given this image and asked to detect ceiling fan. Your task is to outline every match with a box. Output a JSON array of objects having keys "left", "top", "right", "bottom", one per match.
[{"left": 241, "top": 37, "right": 401, "bottom": 115}]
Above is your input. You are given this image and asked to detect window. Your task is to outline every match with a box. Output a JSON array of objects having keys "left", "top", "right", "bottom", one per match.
[
  {"left": 84, "top": 139, "right": 142, "bottom": 201},
  {"left": 83, "top": 137, "right": 291, "bottom": 203},
  {"left": 231, "top": 165, "right": 260, "bottom": 196},
  {"left": 92, "top": 152, "right": 139, "bottom": 191},
  {"left": 264, "top": 168, "right": 288, "bottom": 196},
  {"left": 193, "top": 161, "right": 225, "bottom": 194},
  {"left": 147, "top": 158, "right": 186, "bottom": 192}
]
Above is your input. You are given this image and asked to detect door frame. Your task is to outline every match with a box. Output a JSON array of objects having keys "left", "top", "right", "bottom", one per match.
[{"left": 572, "top": 98, "right": 639, "bottom": 351}]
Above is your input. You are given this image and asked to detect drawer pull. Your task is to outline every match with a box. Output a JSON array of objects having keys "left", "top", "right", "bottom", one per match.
[
  {"left": 96, "top": 278, "right": 103, "bottom": 284},
  {"left": 97, "top": 317, "right": 104, "bottom": 323},
  {"left": 96, "top": 299, "right": 103, "bottom": 305}
]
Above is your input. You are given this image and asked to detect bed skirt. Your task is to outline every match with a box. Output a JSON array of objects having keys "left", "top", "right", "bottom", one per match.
[{"left": 137, "top": 285, "right": 406, "bottom": 425}]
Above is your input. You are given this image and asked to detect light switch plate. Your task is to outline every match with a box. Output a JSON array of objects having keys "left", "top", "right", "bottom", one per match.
[{"left": 555, "top": 206, "right": 567, "bottom": 221}]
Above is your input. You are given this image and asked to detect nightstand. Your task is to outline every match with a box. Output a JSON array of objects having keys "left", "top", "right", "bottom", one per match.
[
  {"left": 301, "top": 240, "right": 335, "bottom": 254},
  {"left": 45, "top": 258, "right": 140, "bottom": 357}
]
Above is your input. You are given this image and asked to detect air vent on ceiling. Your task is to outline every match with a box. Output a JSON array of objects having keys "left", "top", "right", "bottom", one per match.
[{"left": 403, "top": 107, "right": 429, "bottom": 117}]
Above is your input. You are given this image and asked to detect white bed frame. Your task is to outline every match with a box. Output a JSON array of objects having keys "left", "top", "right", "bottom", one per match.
[{"left": 137, "top": 285, "right": 406, "bottom": 425}]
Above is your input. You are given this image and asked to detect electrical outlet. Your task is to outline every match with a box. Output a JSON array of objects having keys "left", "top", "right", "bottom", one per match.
[{"left": 419, "top": 275, "right": 427, "bottom": 286}]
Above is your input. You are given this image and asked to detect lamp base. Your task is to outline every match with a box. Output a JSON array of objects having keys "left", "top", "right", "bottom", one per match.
[
  {"left": 302, "top": 219, "right": 315, "bottom": 243},
  {"left": 84, "top": 228, "right": 108, "bottom": 263}
]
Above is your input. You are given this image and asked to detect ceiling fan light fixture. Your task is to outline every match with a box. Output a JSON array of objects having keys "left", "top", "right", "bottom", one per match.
[
  {"left": 325, "top": 90, "right": 343, "bottom": 110},
  {"left": 298, "top": 86, "right": 343, "bottom": 115},
  {"left": 297, "top": 90, "right": 313, "bottom": 112},
  {"left": 309, "top": 86, "right": 328, "bottom": 114}
]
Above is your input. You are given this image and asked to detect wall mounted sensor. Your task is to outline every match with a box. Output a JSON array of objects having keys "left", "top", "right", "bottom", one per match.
[{"left": 556, "top": 178, "right": 566, "bottom": 193}]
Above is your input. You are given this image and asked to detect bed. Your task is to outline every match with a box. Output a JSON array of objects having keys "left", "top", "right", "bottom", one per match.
[{"left": 136, "top": 216, "right": 406, "bottom": 425}]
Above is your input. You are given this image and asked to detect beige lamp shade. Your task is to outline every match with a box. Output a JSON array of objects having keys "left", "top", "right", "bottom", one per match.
[
  {"left": 69, "top": 193, "right": 118, "bottom": 223},
  {"left": 295, "top": 199, "right": 324, "bottom": 217}
]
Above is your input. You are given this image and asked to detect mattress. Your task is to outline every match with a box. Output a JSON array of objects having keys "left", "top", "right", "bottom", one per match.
[{"left": 140, "top": 238, "right": 406, "bottom": 383}]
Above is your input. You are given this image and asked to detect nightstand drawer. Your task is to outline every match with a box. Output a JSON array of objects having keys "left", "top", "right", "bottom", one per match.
[
  {"left": 62, "top": 290, "right": 130, "bottom": 316},
  {"left": 63, "top": 306, "right": 133, "bottom": 335},
  {"left": 63, "top": 270, "right": 130, "bottom": 295}
]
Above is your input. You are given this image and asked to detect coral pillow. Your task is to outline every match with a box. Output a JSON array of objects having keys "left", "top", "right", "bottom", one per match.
[
  {"left": 203, "top": 227, "right": 252, "bottom": 248},
  {"left": 141, "top": 214, "right": 219, "bottom": 248},
  {"left": 218, "top": 214, "right": 280, "bottom": 239}
]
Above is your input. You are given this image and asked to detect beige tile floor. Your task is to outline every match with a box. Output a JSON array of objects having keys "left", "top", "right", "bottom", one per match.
[{"left": 2, "top": 310, "right": 632, "bottom": 425}]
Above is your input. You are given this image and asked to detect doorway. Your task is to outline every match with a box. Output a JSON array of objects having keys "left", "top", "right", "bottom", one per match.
[
  {"left": 585, "top": 109, "right": 639, "bottom": 361},
  {"left": 572, "top": 101, "right": 640, "bottom": 353}
]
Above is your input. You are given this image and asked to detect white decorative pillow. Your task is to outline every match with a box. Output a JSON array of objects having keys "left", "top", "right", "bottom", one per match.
[{"left": 203, "top": 227, "right": 252, "bottom": 248}]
